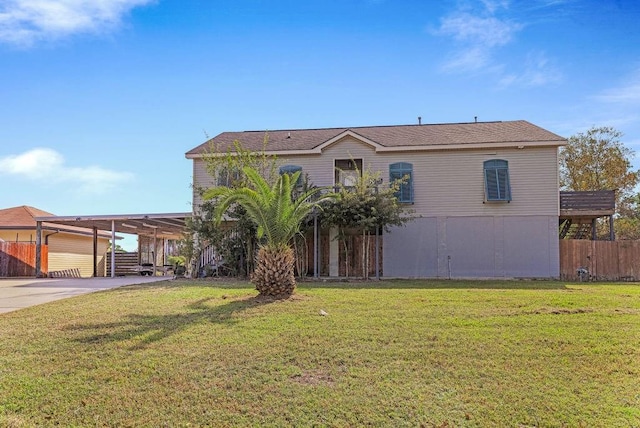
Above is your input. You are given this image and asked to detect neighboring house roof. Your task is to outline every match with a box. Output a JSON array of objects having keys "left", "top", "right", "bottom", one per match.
[
  {"left": 185, "top": 120, "right": 567, "bottom": 158},
  {"left": 0, "top": 206, "right": 113, "bottom": 239}
]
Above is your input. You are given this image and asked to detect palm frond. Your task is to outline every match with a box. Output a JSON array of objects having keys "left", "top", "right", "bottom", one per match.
[{"left": 204, "top": 166, "right": 334, "bottom": 248}]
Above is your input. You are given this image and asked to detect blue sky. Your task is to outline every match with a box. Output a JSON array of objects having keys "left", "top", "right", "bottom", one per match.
[{"left": 1, "top": 0, "right": 640, "bottom": 248}]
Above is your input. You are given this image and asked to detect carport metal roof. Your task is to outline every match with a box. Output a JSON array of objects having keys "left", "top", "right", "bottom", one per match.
[{"left": 34, "top": 212, "right": 192, "bottom": 239}]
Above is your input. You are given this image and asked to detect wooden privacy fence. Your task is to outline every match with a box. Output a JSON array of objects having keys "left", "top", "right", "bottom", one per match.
[
  {"left": 105, "top": 252, "right": 140, "bottom": 276},
  {"left": 560, "top": 239, "right": 640, "bottom": 281},
  {"left": 304, "top": 232, "right": 383, "bottom": 278},
  {"left": 0, "top": 242, "right": 48, "bottom": 277}
]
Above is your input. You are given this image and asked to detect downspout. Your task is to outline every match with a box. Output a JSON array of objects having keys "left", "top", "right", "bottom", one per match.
[{"left": 44, "top": 230, "right": 60, "bottom": 245}]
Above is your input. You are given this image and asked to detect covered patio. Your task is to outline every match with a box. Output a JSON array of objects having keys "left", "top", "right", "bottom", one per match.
[{"left": 33, "top": 212, "right": 192, "bottom": 278}]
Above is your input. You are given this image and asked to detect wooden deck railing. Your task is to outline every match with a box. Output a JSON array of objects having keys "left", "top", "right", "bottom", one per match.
[{"left": 560, "top": 190, "right": 615, "bottom": 212}]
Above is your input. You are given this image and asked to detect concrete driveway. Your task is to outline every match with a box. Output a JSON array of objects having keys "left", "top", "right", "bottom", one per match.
[{"left": 0, "top": 276, "right": 171, "bottom": 314}]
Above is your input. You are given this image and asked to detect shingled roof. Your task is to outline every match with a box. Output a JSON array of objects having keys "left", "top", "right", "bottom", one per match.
[
  {"left": 0, "top": 205, "right": 112, "bottom": 238},
  {"left": 185, "top": 120, "right": 566, "bottom": 157}
]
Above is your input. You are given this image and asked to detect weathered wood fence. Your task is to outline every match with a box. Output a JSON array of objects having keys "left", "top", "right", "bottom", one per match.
[
  {"left": 560, "top": 240, "right": 640, "bottom": 281},
  {"left": 0, "top": 242, "right": 48, "bottom": 277},
  {"left": 305, "top": 232, "right": 383, "bottom": 278},
  {"left": 105, "top": 252, "right": 140, "bottom": 276}
]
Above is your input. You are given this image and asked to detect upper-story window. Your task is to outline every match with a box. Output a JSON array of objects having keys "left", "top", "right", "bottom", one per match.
[
  {"left": 217, "top": 167, "right": 240, "bottom": 187},
  {"left": 279, "top": 164, "right": 303, "bottom": 187},
  {"left": 484, "top": 159, "right": 511, "bottom": 202},
  {"left": 335, "top": 159, "right": 362, "bottom": 189},
  {"left": 389, "top": 162, "right": 414, "bottom": 203}
]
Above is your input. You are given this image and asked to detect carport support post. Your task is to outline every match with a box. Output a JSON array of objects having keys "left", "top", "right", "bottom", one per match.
[
  {"left": 153, "top": 228, "right": 158, "bottom": 277},
  {"left": 92, "top": 227, "right": 98, "bottom": 277},
  {"left": 35, "top": 221, "right": 42, "bottom": 278},
  {"left": 609, "top": 215, "right": 615, "bottom": 241},
  {"left": 110, "top": 220, "right": 116, "bottom": 278}
]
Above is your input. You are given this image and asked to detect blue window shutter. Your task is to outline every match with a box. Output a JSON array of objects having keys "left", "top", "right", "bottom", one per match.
[
  {"left": 483, "top": 160, "right": 511, "bottom": 201},
  {"left": 390, "top": 162, "right": 413, "bottom": 203}
]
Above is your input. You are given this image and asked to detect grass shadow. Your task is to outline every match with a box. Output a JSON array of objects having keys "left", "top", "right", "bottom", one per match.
[
  {"left": 123, "top": 278, "right": 571, "bottom": 292},
  {"left": 299, "top": 278, "right": 569, "bottom": 290},
  {"left": 121, "top": 278, "right": 251, "bottom": 291},
  {"left": 64, "top": 295, "right": 276, "bottom": 350}
]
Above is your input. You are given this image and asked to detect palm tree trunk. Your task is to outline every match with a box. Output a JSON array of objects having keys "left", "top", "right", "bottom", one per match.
[{"left": 251, "top": 245, "right": 296, "bottom": 297}]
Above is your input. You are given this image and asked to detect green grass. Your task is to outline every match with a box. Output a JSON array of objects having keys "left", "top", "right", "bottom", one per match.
[{"left": 1, "top": 279, "right": 639, "bottom": 427}]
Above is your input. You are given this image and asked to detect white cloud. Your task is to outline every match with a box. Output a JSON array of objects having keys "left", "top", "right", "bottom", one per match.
[
  {"left": 432, "top": 0, "right": 567, "bottom": 88},
  {"left": 440, "top": 45, "right": 492, "bottom": 73},
  {"left": 0, "top": 0, "right": 155, "bottom": 46},
  {"left": 499, "top": 51, "right": 562, "bottom": 87},
  {"left": 595, "top": 70, "right": 640, "bottom": 104},
  {"left": 437, "top": 13, "right": 520, "bottom": 48},
  {"left": 0, "top": 147, "right": 63, "bottom": 178},
  {"left": 0, "top": 147, "right": 134, "bottom": 194},
  {"left": 480, "top": 0, "right": 510, "bottom": 14},
  {"left": 433, "top": 3, "right": 522, "bottom": 73}
]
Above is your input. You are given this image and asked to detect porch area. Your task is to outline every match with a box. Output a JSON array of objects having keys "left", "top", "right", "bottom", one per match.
[{"left": 559, "top": 190, "right": 615, "bottom": 240}]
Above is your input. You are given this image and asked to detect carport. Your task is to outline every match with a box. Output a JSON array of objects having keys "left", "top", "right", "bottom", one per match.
[{"left": 33, "top": 213, "right": 192, "bottom": 278}]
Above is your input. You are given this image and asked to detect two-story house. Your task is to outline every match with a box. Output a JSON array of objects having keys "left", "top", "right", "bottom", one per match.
[{"left": 186, "top": 120, "right": 566, "bottom": 279}]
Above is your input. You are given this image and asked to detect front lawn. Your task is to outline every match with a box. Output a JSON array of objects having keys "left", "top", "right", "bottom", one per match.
[{"left": 0, "top": 279, "right": 638, "bottom": 426}]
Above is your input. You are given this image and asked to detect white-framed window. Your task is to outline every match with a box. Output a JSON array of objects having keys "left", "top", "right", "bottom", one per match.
[
  {"left": 335, "top": 159, "right": 362, "bottom": 188},
  {"left": 217, "top": 167, "right": 240, "bottom": 187}
]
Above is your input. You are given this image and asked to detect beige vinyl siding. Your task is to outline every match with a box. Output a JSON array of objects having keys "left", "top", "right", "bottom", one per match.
[
  {"left": 376, "top": 146, "right": 559, "bottom": 217},
  {"left": 192, "top": 158, "right": 219, "bottom": 210},
  {"left": 281, "top": 140, "right": 559, "bottom": 217},
  {"left": 48, "top": 233, "right": 110, "bottom": 277},
  {"left": 191, "top": 137, "right": 379, "bottom": 209},
  {"left": 191, "top": 136, "right": 560, "bottom": 217}
]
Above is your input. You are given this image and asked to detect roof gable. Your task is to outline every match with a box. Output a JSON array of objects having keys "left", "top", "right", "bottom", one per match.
[{"left": 315, "top": 130, "right": 385, "bottom": 152}]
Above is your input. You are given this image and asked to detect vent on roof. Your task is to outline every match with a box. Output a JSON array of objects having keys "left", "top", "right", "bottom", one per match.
[{"left": 418, "top": 116, "right": 422, "bottom": 125}]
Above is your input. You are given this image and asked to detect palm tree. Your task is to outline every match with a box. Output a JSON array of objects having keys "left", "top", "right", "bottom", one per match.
[{"left": 204, "top": 166, "right": 331, "bottom": 297}]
